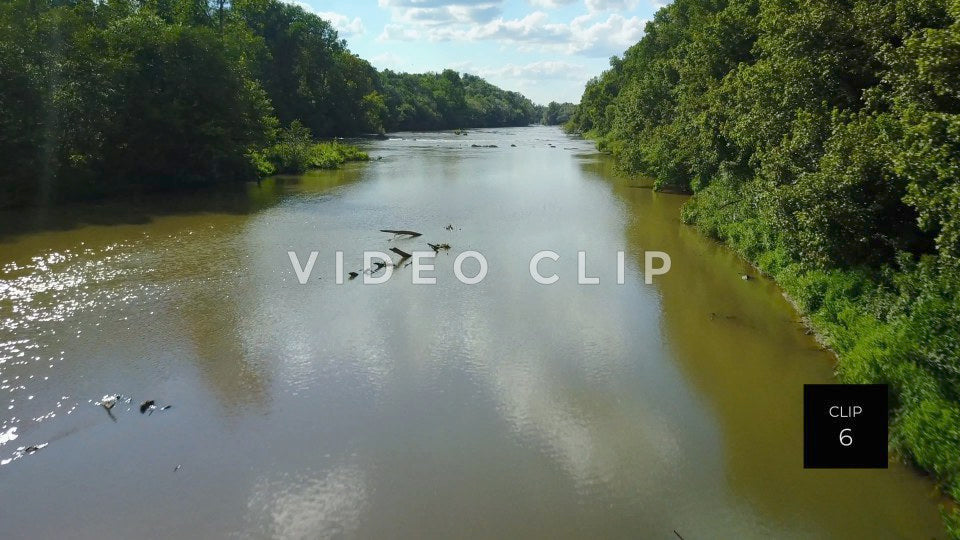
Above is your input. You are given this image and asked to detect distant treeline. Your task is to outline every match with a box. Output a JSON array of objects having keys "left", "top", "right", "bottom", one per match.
[
  {"left": 381, "top": 70, "right": 538, "bottom": 131},
  {"left": 540, "top": 102, "right": 577, "bottom": 126},
  {"left": 0, "top": 0, "right": 540, "bottom": 207},
  {"left": 568, "top": 0, "right": 960, "bottom": 532}
]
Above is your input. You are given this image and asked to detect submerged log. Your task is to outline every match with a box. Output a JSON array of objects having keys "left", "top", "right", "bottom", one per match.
[
  {"left": 380, "top": 229, "right": 422, "bottom": 238},
  {"left": 390, "top": 247, "right": 412, "bottom": 260},
  {"left": 140, "top": 400, "right": 155, "bottom": 414}
]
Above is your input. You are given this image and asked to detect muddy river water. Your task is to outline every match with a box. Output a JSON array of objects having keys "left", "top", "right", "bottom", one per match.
[{"left": 0, "top": 126, "right": 946, "bottom": 538}]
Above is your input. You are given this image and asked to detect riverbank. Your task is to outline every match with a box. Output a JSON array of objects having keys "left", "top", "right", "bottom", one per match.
[
  {"left": 0, "top": 128, "right": 370, "bottom": 213},
  {"left": 574, "top": 124, "right": 960, "bottom": 536},
  {"left": 263, "top": 123, "right": 370, "bottom": 176},
  {"left": 0, "top": 0, "right": 545, "bottom": 211},
  {"left": 684, "top": 192, "right": 960, "bottom": 535},
  {"left": 565, "top": 1, "right": 960, "bottom": 534}
]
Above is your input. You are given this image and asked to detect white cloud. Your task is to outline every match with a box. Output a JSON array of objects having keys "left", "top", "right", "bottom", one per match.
[
  {"left": 569, "top": 13, "right": 646, "bottom": 55},
  {"left": 378, "top": 0, "right": 495, "bottom": 5},
  {"left": 374, "top": 1, "right": 647, "bottom": 58},
  {"left": 528, "top": 0, "right": 577, "bottom": 8},
  {"left": 585, "top": 0, "right": 643, "bottom": 11},
  {"left": 460, "top": 60, "right": 587, "bottom": 80},
  {"left": 402, "top": 4, "right": 500, "bottom": 24},
  {"left": 393, "top": 11, "right": 645, "bottom": 57},
  {"left": 283, "top": 2, "right": 365, "bottom": 36},
  {"left": 314, "top": 11, "right": 366, "bottom": 36},
  {"left": 370, "top": 52, "right": 413, "bottom": 71},
  {"left": 529, "top": 0, "right": 644, "bottom": 11},
  {"left": 446, "top": 11, "right": 563, "bottom": 43},
  {"left": 379, "top": 0, "right": 502, "bottom": 26},
  {"left": 449, "top": 59, "right": 591, "bottom": 102},
  {"left": 377, "top": 24, "right": 422, "bottom": 41}
]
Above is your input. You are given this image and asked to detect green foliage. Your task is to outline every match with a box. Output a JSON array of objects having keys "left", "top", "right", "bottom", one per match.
[
  {"left": 0, "top": 0, "right": 539, "bottom": 207},
  {"left": 575, "top": 0, "right": 960, "bottom": 528},
  {"left": 232, "top": 0, "right": 377, "bottom": 136},
  {"left": 945, "top": 507, "right": 960, "bottom": 538},
  {"left": 268, "top": 121, "right": 315, "bottom": 174},
  {"left": 0, "top": 0, "right": 275, "bottom": 206},
  {"left": 895, "top": 109, "right": 960, "bottom": 261},
  {"left": 267, "top": 122, "right": 368, "bottom": 174},
  {"left": 540, "top": 102, "right": 577, "bottom": 125},
  {"left": 379, "top": 70, "right": 539, "bottom": 131}
]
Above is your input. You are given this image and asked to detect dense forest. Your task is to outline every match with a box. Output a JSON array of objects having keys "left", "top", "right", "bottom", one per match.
[
  {"left": 569, "top": 0, "right": 960, "bottom": 531},
  {"left": 0, "top": 0, "right": 540, "bottom": 208},
  {"left": 540, "top": 102, "right": 578, "bottom": 125},
  {"left": 380, "top": 70, "right": 539, "bottom": 131}
]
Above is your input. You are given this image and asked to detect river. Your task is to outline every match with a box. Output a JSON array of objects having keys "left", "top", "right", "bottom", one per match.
[{"left": 0, "top": 126, "right": 946, "bottom": 538}]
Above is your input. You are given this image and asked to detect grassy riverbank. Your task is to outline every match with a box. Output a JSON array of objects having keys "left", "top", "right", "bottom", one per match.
[
  {"left": 567, "top": 0, "right": 960, "bottom": 534},
  {"left": 263, "top": 122, "right": 369, "bottom": 175},
  {"left": 682, "top": 191, "right": 960, "bottom": 534}
]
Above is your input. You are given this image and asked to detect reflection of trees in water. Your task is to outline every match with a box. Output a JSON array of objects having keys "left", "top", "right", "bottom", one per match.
[
  {"left": 181, "top": 284, "right": 271, "bottom": 412},
  {"left": 0, "top": 165, "right": 366, "bottom": 243},
  {"left": 175, "top": 167, "right": 367, "bottom": 411}
]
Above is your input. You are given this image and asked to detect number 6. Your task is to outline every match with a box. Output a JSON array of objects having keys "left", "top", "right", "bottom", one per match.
[{"left": 839, "top": 428, "right": 853, "bottom": 447}]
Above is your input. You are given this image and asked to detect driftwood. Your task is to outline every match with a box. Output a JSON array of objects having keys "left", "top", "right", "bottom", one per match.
[
  {"left": 380, "top": 229, "right": 422, "bottom": 238},
  {"left": 140, "top": 400, "right": 155, "bottom": 414},
  {"left": 390, "top": 247, "right": 412, "bottom": 260}
]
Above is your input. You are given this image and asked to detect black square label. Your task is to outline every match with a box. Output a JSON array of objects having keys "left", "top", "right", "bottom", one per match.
[{"left": 804, "top": 384, "right": 888, "bottom": 468}]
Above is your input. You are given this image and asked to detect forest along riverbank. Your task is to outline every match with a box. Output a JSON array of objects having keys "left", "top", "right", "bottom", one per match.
[
  {"left": 0, "top": 127, "right": 948, "bottom": 538},
  {"left": 566, "top": 5, "right": 960, "bottom": 534},
  {"left": 1, "top": 0, "right": 550, "bottom": 209}
]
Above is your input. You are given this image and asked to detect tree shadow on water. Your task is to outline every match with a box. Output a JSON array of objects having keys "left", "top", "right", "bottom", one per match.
[{"left": 0, "top": 168, "right": 365, "bottom": 243}]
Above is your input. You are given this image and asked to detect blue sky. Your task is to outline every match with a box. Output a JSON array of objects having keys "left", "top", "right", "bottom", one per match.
[{"left": 291, "top": 0, "right": 666, "bottom": 104}]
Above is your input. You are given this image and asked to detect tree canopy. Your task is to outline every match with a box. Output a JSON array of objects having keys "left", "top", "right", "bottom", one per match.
[
  {"left": 540, "top": 102, "right": 578, "bottom": 126},
  {"left": 0, "top": 0, "right": 541, "bottom": 207}
]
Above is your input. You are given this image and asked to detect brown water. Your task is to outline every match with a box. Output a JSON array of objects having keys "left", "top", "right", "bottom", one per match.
[{"left": 0, "top": 126, "right": 946, "bottom": 538}]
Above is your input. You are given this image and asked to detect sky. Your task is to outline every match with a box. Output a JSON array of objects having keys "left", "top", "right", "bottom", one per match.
[{"left": 291, "top": 0, "right": 667, "bottom": 104}]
